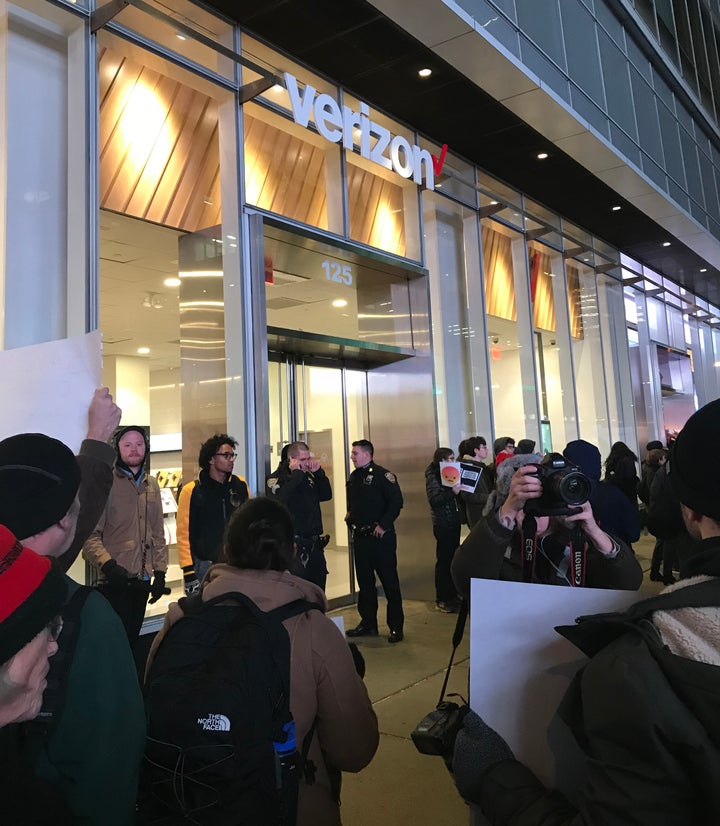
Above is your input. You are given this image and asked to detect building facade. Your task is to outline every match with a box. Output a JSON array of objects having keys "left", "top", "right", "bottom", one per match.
[{"left": 2, "top": 0, "right": 719, "bottom": 616}]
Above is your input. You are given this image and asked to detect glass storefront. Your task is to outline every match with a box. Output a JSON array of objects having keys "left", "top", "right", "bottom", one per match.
[{"left": 4, "top": 0, "right": 720, "bottom": 619}]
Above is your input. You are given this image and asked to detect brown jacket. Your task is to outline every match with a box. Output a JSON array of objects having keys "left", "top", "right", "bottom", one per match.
[
  {"left": 147, "top": 566, "right": 379, "bottom": 826},
  {"left": 83, "top": 467, "right": 167, "bottom": 577}
]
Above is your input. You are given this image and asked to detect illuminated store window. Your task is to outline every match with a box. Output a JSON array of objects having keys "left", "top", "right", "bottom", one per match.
[
  {"left": 241, "top": 43, "right": 343, "bottom": 234},
  {"left": 481, "top": 220, "right": 539, "bottom": 442},
  {"left": 243, "top": 101, "right": 343, "bottom": 234},
  {"left": 423, "top": 191, "right": 490, "bottom": 445},
  {"left": 96, "top": 32, "right": 242, "bottom": 618},
  {"left": 343, "top": 95, "right": 422, "bottom": 261},
  {"left": 528, "top": 240, "right": 575, "bottom": 452},
  {"left": 566, "top": 260, "right": 611, "bottom": 455}
]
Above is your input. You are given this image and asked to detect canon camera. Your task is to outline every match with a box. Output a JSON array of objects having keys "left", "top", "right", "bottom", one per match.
[{"left": 523, "top": 456, "right": 591, "bottom": 517}]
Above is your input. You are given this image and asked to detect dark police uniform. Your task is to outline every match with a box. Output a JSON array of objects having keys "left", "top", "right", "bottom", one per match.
[
  {"left": 346, "top": 461, "right": 404, "bottom": 633},
  {"left": 267, "top": 463, "right": 333, "bottom": 590}
]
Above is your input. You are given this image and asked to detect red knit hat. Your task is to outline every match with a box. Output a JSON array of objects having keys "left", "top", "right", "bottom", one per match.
[{"left": 0, "top": 524, "right": 67, "bottom": 664}]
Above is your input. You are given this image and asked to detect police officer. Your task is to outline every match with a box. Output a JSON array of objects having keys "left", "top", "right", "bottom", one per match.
[
  {"left": 345, "top": 439, "right": 404, "bottom": 643},
  {"left": 267, "top": 440, "right": 332, "bottom": 590}
]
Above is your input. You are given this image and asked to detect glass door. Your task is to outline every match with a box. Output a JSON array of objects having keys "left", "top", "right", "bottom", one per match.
[{"left": 268, "top": 355, "right": 368, "bottom": 602}]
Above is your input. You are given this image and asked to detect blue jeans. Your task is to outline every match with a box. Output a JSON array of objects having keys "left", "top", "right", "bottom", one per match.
[{"left": 192, "top": 555, "right": 213, "bottom": 584}]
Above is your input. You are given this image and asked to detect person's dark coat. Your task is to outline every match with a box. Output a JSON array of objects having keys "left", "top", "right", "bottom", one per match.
[
  {"left": 269, "top": 463, "right": 332, "bottom": 537},
  {"left": 458, "top": 455, "right": 490, "bottom": 528},
  {"left": 467, "top": 541, "right": 720, "bottom": 825},
  {"left": 451, "top": 512, "right": 643, "bottom": 602},
  {"left": 424, "top": 461, "right": 462, "bottom": 529}
]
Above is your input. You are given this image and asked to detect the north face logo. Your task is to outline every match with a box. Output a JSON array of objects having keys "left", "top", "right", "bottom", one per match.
[{"left": 197, "top": 713, "right": 231, "bottom": 731}]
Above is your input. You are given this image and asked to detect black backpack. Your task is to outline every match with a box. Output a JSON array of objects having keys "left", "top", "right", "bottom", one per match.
[{"left": 141, "top": 591, "right": 319, "bottom": 826}]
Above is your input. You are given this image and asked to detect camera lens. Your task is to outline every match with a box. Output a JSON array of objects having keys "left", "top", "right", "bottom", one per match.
[{"left": 558, "top": 471, "right": 591, "bottom": 505}]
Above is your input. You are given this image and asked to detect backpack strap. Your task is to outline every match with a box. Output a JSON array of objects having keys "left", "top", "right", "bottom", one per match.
[
  {"left": 267, "top": 598, "right": 322, "bottom": 624},
  {"left": 33, "top": 585, "right": 93, "bottom": 727},
  {"left": 177, "top": 592, "right": 321, "bottom": 622},
  {"left": 557, "top": 578, "right": 720, "bottom": 657}
]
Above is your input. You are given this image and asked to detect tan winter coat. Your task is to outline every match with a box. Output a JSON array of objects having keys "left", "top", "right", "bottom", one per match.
[
  {"left": 147, "top": 565, "right": 379, "bottom": 826},
  {"left": 83, "top": 467, "right": 167, "bottom": 578}
]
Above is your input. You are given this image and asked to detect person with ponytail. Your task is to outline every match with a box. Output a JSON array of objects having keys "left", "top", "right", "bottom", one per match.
[{"left": 146, "top": 496, "right": 379, "bottom": 826}]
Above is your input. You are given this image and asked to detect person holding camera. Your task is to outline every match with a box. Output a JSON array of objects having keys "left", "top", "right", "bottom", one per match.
[
  {"left": 267, "top": 440, "right": 333, "bottom": 591},
  {"left": 451, "top": 453, "right": 643, "bottom": 601},
  {"left": 452, "top": 400, "right": 720, "bottom": 825}
]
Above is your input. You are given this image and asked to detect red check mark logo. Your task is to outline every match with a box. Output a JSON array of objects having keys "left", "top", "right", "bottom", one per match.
[{"left": 431, "top": 143, "right": 448, "bottom": 177}]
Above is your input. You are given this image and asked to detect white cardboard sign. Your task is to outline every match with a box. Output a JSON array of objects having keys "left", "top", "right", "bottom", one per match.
[
  {"left": 0, "top": 331, "right": 102, "bottom": 452},
  {"left": 468, "top": 578, "right": 638, "bottom": 814}
]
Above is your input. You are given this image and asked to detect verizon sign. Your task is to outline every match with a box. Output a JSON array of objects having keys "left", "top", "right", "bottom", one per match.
[{"left": 284, "top": 72, "right": 447, "bottom": 191}]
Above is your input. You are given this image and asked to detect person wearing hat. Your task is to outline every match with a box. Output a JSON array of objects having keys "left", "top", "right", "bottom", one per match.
[
  {"left": 563, "top": 439, "right": 641, "bottom": 548},
  {"left": 451, "top": 451, "right": 643, "bottom": 602},
  {"left": 83, "top": 424, "right": 168, "bottom": 643},
  {"left": 0, "top": 530, "right": 66, "bottom": 727},
  {"left": 451, "top": 400, "right": 720, "bottom": 824},
  {"left": 0, "top": 430, "right": 144, "bottom": 824}
]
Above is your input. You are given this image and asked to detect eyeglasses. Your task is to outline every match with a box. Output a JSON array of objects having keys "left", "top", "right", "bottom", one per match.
[
  {"left": 215, "top": 452, "right": 237, "bottom": 460},
  {"left": 46, "top": 615, "right": 63, "bottom": 642}
]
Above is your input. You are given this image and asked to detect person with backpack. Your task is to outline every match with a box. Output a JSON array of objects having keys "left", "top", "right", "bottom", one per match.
[
  {"left": 145, "top": 496, "right": 379, "bottom": 826},
  {"left": 452, "top": 399, "right": 720, "bottom": 824}
]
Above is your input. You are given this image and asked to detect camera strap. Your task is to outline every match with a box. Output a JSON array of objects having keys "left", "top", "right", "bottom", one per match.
[
  {"left": 521, "top": 516, "right": 587, "bottom": 586},
  {"left": 437, "top": 599, "right": 468, "bottom": 706},
  {"left": 569, "top": 525, "right": 587, "bottom": 587},
  {"left": 520, "top": 515, "right": 538, "bottom": 583}
]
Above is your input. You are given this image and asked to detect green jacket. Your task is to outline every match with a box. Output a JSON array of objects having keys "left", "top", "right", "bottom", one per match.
[{"left": 34, "top": 578, "right": 146, "bottom": 824}]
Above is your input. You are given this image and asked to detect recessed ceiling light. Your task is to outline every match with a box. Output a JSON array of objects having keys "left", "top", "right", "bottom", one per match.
[
  {"left": 490, "top": 200, "right": 499, "bottom": 205},
  {"left": 164, "top": 277, "right": 181, "bottom": 288},
  {"left": 612, "top": 205, "right": 621, "bottom": 211},
  {"left": 662, "top": 241, "right": 671, "bottom": 247},
  {"left": 700, "top": 268, "right": 708, "bottom": 272},
  {"left": 332, "top": 299, "right": 348, "bottom": 308},
  {"left": 418, "top": 68, "right": 432, "bottom": 78},
  {"left": 176, "top": 33, "right": 187, "bottom": 41},
  {"left": 537, "top": 152, "right": 548, "bottom": 160},
  {"left": 271, "top": 84, "right": 283, "bottom": 93},
  {"left": 137, "top": 347, "right": 150, "bottom": 355}
]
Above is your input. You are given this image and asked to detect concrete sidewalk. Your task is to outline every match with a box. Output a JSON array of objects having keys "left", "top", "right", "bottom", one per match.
[{"left": 332, "top": 532, "right": 662, "bottom": 825}]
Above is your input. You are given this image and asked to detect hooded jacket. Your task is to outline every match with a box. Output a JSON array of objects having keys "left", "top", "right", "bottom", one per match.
[
  {"left": 83, "top": 466, "right": 167, "bottom": 578},
  {"left": 147, "top": 565, "right": 379, "bottom": 826},
  {"left": 472, "top": 540, "right": 720, "bottom": 825}
]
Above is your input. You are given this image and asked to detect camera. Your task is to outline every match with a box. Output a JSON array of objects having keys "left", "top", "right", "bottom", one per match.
[
  {"left": 523, "top": 456, "right": 591, "bottom": 517},
  {"left": 411, "top": 701, "right": 469, "bottom": 767}
]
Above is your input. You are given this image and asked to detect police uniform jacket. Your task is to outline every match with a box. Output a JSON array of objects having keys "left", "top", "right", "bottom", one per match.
[
  {"left": 268, "top": 464, "right": 332, "bottom": 537},
  {"left": 346, "top": 463, "right": 403, "bottom": 531}
]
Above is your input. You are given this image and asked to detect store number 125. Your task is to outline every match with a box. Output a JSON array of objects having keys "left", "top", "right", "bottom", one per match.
[{"left": 322, "top": 259, "right": 353, "bottom": 286}]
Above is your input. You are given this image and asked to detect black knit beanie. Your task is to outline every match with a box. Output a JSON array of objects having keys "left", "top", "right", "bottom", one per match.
[
  {"left": 670, "top": 399, "right": 720, "bottom": 519},
  {"left": 0, "top": 434, "right": 81, "bottom": 539}
]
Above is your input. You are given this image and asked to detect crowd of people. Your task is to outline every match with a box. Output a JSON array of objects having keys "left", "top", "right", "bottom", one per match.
[{"left": 2, "top": 385, "right": 718, "bottom": 824}]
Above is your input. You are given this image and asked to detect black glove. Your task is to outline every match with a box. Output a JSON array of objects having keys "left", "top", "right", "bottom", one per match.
[
  {"left": 452, "top": 710, "right": 514, "bottom": 804},
  {"left": 148, "top": 571, "right": 170, "bottom": 604},
  {"left": 348, "top": 642, "right": 366, "bottom": 679},
  {"left": 182, "top": 565, "right": 201, "bottom": 597},
  {"left": 102, "top": 558, "right": 130, "bottom": 584}
]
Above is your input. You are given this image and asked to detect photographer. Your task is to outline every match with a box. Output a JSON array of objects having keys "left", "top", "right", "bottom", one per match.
[{"left": 451, "top": 455, "right": 643, "bottom": 601}]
